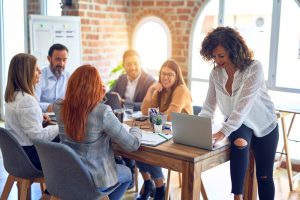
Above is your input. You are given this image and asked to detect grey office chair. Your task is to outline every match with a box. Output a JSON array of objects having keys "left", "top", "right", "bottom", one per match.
[
  {"left": 193, "top": 105, "right": 202, "bottom": 115},
  {"left": 33, "top": 139, "right": 114, "bottom": 200},
  {"left": 0, "top": 127, "right": 45, "bottom": 200}
]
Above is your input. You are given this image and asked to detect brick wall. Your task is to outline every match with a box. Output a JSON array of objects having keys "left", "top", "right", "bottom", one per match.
[
  {"left": 28, "top": 0, "right": 41, "bottom": 15},
  {"left": 27, "top": 0, "right": 207, "bottom": 81}
]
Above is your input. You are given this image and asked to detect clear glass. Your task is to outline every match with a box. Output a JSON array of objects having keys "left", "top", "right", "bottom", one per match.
[
  {"left": 276, "top": 0, "right": 300, "bottom": 89},
  {"left": 124, "top": 104, "right": 134, "bottom": 120},
  {"left": 135, "top": 21, "right": 168, "bottom": 73},
  {"left": 223, "top": 0, "right": 273, "bottom": 79}
]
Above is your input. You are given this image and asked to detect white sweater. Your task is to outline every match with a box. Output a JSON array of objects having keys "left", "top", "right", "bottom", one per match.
[
  {"left": 5, "top": 91, "right": 58, "bottom": 146},
  {"left": 199, "top": 60, "right": 277, "bottom": 137}
]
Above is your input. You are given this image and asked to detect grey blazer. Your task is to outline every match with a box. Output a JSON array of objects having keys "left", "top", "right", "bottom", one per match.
[
  {"left": 54, "top": 100, "right": 142, "bottom": 188},
  {"left": 110, "top": 70, "right": 155, "bottom": 111}
]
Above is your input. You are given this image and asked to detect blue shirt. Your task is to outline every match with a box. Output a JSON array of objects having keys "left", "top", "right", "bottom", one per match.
[{"left": 35, "top": 66, "right": 70, "bottom": 112}]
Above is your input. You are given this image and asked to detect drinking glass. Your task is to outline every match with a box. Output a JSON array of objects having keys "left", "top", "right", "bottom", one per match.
[{"left": 124, "top": 104, "right": 134, "bottom": 120}]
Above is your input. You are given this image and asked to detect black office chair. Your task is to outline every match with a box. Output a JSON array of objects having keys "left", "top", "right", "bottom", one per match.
[{"left": 0, "top": 127, "right": 45, "bottom": 200}]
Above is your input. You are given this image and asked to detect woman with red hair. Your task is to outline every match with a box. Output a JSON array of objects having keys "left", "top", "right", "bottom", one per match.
[{"left": 54, "top": 65, "right": 142, "bottom": 199}]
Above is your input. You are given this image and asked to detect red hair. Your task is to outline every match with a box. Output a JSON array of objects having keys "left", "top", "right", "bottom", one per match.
[{"left": 61, "top": 65, "right": 104, "bottom": 141}]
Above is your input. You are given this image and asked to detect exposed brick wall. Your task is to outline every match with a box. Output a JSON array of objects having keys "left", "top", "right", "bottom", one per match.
[
  {"left": 62, "top": 0, "right": 131, "bottom": 82},
  {"left": 27, "top": 0, "right": 208, "bottom": 82},
  {"left": 28, "top": 0, "right": 41, "bottom": 15}
]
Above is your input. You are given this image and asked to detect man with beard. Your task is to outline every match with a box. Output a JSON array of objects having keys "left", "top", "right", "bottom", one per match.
[
  {"left": 35, "top": 43, "right": 70, "bottom": 112},
  {"left": 108, "top": 49, "right": 155, "bottom": 190},
  {"left": 109, "top": 49, "right": 155, "bottom": 111}
]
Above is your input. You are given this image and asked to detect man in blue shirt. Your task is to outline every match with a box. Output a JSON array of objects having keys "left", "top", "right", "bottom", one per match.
[{"left": 35, "top": 43, "right": 70, "bottom": 112}]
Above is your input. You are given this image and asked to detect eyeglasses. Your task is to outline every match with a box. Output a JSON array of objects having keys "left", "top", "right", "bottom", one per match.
[{"left": 160, "top": 72, "right": 176, "bottom": 78}]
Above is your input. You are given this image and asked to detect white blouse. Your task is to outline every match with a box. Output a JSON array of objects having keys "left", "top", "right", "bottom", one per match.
[
  {"left": 5, "top": 91, "right": 58, "bottom": 146},
  {"left": 199, "top": 60, "right": 277, "bottom": 137}
]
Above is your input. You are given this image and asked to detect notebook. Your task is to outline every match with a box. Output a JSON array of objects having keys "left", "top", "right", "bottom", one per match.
[
  {"left": 171, "top": 112, "right": 228, "bottom": 150},
  {"left": 122, "top": 123, "right": 173, "bottom": 146}
]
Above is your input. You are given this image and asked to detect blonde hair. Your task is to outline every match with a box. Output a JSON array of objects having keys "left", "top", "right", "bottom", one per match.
[{"left": 5, "top": 53, "right": 37, "bottom": 102}]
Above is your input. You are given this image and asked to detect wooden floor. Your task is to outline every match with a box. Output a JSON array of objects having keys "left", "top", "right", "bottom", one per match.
[{"left": 1, "top": 119, "right": 300, "bottom": 199}]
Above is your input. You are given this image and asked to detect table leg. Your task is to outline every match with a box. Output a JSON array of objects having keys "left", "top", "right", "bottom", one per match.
[
  {"left": 281, "top": 115, "right": 294, "bottom": 191},
  {"left": 181, "top": 161, "right": 201, "bottom": 200},
  {"left": 243, "top": 150, "right": 257, "bottom": 200},
  {"left": 278, "top": 113, "right": 296, "bottom": 162}
]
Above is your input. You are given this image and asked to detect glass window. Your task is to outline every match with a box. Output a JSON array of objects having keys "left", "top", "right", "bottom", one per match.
[
  {"left": 133, "top": 17, "right": 170, "bottom": 78},
  {"left": 191, "top": 0, "right": 219, "bottom": 80},
  {"left": 276, "top": 0, "right": 300, "bottom": 89},
  {"left": 1, "top": 0, "right": 25, "bottom": 119},
  {"left": 47, "top": 0, "right": 62, "bottom": 16},
  {"left": 190, "top": 0, "right": 219, "bottom": 105},
  {"left": 223, "top": 0, "right": 273, "bottom": 79}
]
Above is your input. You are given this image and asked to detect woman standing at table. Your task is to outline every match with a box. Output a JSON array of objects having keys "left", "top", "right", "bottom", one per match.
[
  {"left": 4, "top": 53, "right": 59, "bottom": 170},
  {"left": 54, "top": 65, "right": 142, "bottom": 200},
  {"left": 199, "top": 26, "right": 279, "bottom": 200},
  {"left": 138, "top": 59, "right": 193, "bottom": 200}
]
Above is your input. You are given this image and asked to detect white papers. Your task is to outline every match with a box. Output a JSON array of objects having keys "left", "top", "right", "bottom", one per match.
[
  {"left": 122, "top": 123, "right": 173, "bottom": 146},
  {"left": 141, "top": 131, "right": 173, "bottom": 146}
]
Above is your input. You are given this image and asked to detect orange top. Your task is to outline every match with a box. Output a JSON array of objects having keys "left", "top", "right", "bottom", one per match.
[{"left": 141, "top": 84, "right": 193, "bottom": 121}]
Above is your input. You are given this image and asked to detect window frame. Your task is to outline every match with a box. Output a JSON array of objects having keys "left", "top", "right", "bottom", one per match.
[
  {"left": 0, "top": 0, "right": 27, "bottom": 120},
  {"left": 189, "top": 0, "right": 300, "bottom": 94},
  {"left": 132, "top": 16, "right": 172, "bottom": 76},
  {"left": 0, "top": 0, "right": 4, "bottom": 119}
]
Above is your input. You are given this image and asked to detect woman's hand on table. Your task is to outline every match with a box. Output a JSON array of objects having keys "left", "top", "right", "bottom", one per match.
[{"left": 213, "top": 131, "right": 225, "bottom": 144}]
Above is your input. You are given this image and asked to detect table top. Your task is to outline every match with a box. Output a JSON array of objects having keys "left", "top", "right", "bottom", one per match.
[
  {"left": 114, "top": 120, "right": 230, "bottom": 171},
  {"left": 275, "top": 103, "right": 300, "bottom": 114}
]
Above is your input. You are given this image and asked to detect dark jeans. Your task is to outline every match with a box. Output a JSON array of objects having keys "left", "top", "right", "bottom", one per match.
[
  {"left": 228, "top": 124, "right": 279, "bottom": 200},
  {"left": 23, "top": 135, "right": 60, "bottom": 170}
]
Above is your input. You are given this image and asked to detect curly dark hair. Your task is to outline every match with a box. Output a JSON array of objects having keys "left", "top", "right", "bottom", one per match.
[{"left": 200, "top": 26, "right": 254, "bottom": 71}]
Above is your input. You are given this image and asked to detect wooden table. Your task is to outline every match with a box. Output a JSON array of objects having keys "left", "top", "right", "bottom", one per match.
[
  {"left": 113, "top": 120, "right": 256, "bottom": 199},
  {"left": 275, "top": 104, "right": 300, "bottom": 191}
]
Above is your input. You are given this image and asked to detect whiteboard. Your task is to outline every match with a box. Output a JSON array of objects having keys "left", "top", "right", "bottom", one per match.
[{"left": 29, "top": 15, "right": 81, "bottom": 74}]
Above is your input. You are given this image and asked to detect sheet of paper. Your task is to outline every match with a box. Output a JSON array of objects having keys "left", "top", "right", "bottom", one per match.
[{"left": 122, "top": 123, "right": 173, "bottom": 146}]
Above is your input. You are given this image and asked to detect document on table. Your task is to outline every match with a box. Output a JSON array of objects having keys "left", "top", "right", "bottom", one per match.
[{"left": 122, "top": 123, "right": 173, "bottom": 146}]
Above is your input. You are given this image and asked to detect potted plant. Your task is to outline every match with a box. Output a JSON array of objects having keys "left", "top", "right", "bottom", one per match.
[
  {"left": 107, "top": 62, "right": 125, "bottom": 89},
  {"left": 153, "top": 114, "right": 163, "bottom": 133}
]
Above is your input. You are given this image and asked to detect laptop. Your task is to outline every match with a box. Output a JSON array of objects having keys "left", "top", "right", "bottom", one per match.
[
  {"left": 104, "top": 92, "right": 122, "bottom": 110},
  {"left": 171, "top": 112, "right": 229, "bottom": 150}
]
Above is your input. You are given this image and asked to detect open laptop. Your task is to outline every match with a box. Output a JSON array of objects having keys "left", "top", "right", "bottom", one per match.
[
  {"left": 104, "top": 92, "right": 122, "bottom": 110},
  {"left": 171, "top": 112, "right": 229, "bottom": 150}
]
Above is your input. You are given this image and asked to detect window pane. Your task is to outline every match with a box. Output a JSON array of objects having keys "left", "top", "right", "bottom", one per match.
[
  {"left": 3, "top": 0, "right": 25, "bottom": 66},
  {"left": 1, "top": 0, "right": 25, "bottom": 118},
  {"left": 191, "top": 0, "right": 219, "bottom": 80},
  {"left": 47, "top": 0, "right": 62, "bottom": 16},
  {"left": 276, "top": 0, "right": 300, "bottom": 89},
  {"left": 223, "top": 0, "right": 273, "bottom": 79},
  {"left": 190, "top": 81, "right": 209, "bottom": 106},
  {"left": 134, "top": 20, "right": 168, "bottom": 74}
]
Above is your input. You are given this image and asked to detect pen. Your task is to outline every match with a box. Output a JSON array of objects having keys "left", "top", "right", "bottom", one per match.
[{"left": 158, "top": 133, "right": 168, "bottom": 140}]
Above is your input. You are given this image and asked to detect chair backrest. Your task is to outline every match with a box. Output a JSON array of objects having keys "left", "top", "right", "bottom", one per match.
[
  {"left": 193, "top": 105, "right": 202, "bottom": 116},
  {"left": 33, "top": 139, "right": 106, "bottom": 200},
  {"left": 0, "top": 127, "right": 43, "bottom": 178}
]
